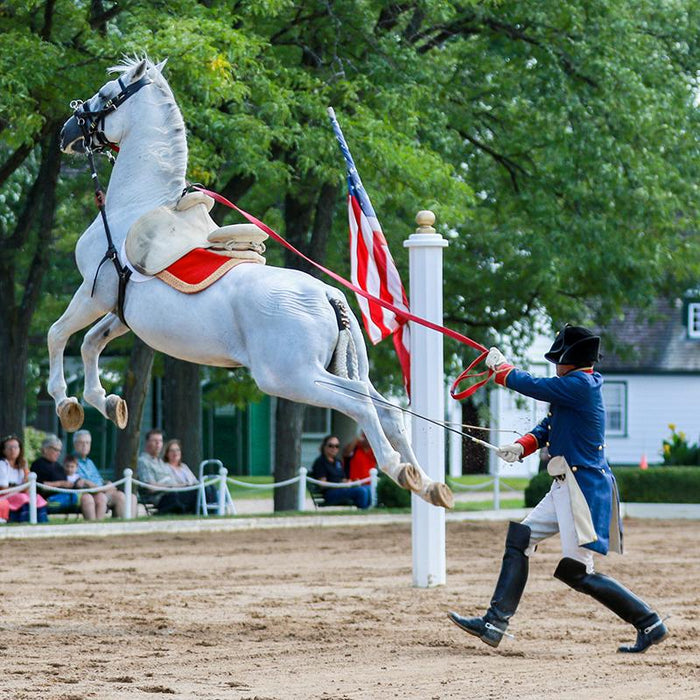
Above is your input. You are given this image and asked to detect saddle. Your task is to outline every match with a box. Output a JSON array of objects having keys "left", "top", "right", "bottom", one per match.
[{"left": 125, "top": 191, "right": 268, "bottom": 276}]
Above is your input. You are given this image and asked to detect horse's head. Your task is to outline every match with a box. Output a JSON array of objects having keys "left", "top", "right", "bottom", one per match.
[{"left": 61, "top": 57, "right": 166, "bottom": 155}]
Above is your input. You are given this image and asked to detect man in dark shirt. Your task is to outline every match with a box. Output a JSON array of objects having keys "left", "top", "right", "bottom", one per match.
[{"left": 31, "top": 435, "right": 99, "bottom": 520}]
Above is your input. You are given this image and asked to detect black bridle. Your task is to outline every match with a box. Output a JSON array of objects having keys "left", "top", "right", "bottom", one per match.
[{"left": 70, "top": 75, "right": 150, "bottom": 326}]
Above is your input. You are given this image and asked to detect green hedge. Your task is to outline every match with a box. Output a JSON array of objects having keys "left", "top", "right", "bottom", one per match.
[
  {"left": 376, "top": 474, "right": 411, "bottom": 508},
  {"left": 525, "top": 467, "right": 700, "bottom": 507}
]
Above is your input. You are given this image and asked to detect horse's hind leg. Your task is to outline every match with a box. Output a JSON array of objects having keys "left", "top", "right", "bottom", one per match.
[
  {"left": 81, "top": 313, "right": 130, "bottom": 427},
  {"left": 47, "top": 284, "right": 108, "bottom": 431},
  {"left": 368, "top": 383, "right": 454, "bottom": 509},
  {"left": 256, "top": 366, "right": 444, "bottom": 505}
]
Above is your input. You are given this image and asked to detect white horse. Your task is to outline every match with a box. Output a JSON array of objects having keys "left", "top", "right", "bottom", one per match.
[{"left": 51, "top": 56, "right": 453, "bottom": 509}]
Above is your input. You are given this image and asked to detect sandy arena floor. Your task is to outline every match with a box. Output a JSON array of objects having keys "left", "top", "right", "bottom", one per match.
[{"left": 0, "top": 519, "right": 697, "bottom": 700}]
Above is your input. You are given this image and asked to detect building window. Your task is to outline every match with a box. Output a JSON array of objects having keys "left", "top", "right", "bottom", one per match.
[
  {"left": 688, "top": 302, "right": 700, "bottom": 339},
  {"left": 603, "top": 382, "right": 627, "bottom": 436},
  {"left": 303, "top": 406, "right": 330, "bottom": 436}
]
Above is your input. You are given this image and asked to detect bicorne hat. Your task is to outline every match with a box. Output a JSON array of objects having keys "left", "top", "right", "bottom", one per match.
[{"left": 545, "top": 325, "right": 600, "bottom": 366}]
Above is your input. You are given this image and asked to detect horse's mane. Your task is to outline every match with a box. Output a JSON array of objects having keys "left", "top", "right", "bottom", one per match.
[
  {"left": 108, "top": 54, "right": 156, "bottom": 76},
  {"left": 107, "top": 54, "right": 187, "bottom": 201}
]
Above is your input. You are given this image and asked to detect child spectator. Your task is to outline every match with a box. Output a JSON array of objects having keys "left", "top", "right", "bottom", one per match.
[{"left": 63, "top": 454, "right": 81, "bottom": 486}]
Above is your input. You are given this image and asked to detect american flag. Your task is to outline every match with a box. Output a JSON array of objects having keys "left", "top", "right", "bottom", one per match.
[{"left": 328, "top": 108, "right": 411, "bottom": 395}]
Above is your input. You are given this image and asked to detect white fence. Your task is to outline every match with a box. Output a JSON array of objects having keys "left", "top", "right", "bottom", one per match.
[
  {"left": 0, "top": 465, "right": 512, "bottom": 525},
  {"left": 0, "top": 464, "right": 381, "bottom": 525}
]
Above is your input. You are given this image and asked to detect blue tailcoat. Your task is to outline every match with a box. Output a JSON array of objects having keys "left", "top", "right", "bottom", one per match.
[{"left": 506, "top": 368, "right": 622, "bottom": 555}]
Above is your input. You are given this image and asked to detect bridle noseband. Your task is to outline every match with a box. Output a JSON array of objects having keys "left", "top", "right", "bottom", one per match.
[{"left": 69, "top": 74, "right": 150, "bottom": 326}]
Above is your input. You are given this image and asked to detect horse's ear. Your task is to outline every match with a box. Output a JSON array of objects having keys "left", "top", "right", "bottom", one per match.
[
  {"left": 130, "top": 58, "right": 148, "bottom": 82},
  {"left": 155, "top": 58, "right": 168, "bottom": 74}
]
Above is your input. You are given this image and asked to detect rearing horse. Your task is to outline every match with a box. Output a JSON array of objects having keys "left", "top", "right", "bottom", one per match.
[{"left": 51, "top": 56, "right": 453, "bottom": 509}]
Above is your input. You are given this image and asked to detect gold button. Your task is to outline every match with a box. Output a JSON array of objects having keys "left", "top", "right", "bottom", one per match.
[
  {"left": 572, "top": 466, "right": 578, "bottom": 472},
  {"left": 546, "top": 441, "right": 550, "bottom": 447},
  {"left": 548, "top": 412, "right": 552, "bottom": 417},
  {"left": 598, "top": 445, "right": 603, "bottom": 450}
]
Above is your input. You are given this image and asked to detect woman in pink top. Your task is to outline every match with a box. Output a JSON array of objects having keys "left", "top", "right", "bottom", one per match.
[{"left": 0, "top": 435, "right": 48, "bottom": 523}]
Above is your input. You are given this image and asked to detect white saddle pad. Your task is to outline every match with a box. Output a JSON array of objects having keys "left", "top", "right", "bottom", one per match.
[{"left": 125, "top": 193, "right": 268, "bottom": 275}]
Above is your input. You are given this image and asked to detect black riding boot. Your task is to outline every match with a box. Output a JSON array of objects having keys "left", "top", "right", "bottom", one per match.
[
  {"left": 448, "top": 522, "right": 531, "bottom": 648},
  {"left": 554, "top": 557, "right": 668, "bottom": 653}
]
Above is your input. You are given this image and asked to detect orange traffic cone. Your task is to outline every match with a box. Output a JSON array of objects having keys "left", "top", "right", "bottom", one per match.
[{"left": 639, "top": 454, "right": 648, "bottom": 470}]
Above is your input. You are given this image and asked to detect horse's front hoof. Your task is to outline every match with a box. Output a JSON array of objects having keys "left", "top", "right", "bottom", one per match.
[
  {"left": 105, "top": 394, "right": 128, "bottom": 429},
  {"left": 57, "top": 398, "right": 85, "bottom": 432},
  {"left": 426, "top": 482, "right": 454, "bottom": 509},
  {"left": 397, "top": 463, "right": 423, "bottom": 492}
]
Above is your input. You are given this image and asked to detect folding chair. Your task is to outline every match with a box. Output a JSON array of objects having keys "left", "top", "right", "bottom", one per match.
[{"left": 196, "top": 459, "right": 236, "bottom": 516}]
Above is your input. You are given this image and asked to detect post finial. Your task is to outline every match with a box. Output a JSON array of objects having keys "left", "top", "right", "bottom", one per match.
[{"left": 415, "top": 210, "right": 436, "bottom": 234}]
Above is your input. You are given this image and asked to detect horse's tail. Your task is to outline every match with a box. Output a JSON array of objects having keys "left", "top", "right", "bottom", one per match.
[{"left": 327, "top": 296, "right": 359, "bottom": 381}]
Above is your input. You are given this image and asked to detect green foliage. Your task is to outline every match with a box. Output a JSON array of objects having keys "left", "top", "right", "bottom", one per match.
[
  {"left": 661, "top": 424, "right": 700, "bottom": 466},
  {"left": 5, "top": 0, "right": 700, "bottom": 417},
  {"left": 376, "top": 474, "right": 411, "bottom": 508},
  {"left": 525, "top": 466, "right": 700, "bottom": 506},
  {"left": 524, "top": 471, "right": 551, "bottom": 507},
  {"left": 613, "top": 467, "right": 700, "bottom": 503},
  {"left": 23, "top": 426, "right": 47, "bottom": 465}
]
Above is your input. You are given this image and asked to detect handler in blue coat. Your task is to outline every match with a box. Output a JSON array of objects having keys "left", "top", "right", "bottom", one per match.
[{"left": 448, "top": 325, "right": 668, "bottom": 653}]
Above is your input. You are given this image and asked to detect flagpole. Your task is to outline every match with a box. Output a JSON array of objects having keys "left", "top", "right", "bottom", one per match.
[{"left": 405, "top": 210, "right": 448, "bottom": 588}]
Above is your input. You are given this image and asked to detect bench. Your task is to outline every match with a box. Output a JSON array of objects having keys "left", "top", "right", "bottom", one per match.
[{"left": 308, "top": 483, "right": 358, "bottom": 509}]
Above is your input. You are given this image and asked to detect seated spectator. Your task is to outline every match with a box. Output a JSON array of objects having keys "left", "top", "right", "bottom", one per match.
[
  {"left": 30, "top": 435, "right": 101, "bottom": 520},
  {"left": 63, "top": 455, "right": 81, "bottom": 485},
  {"left": 311, "top": 435, "right": 371, "bottom": 509},
  {"left": 163, "top": 439, "right": 198, "bottom": 486},
  {"left": 343, "top": 431, "right": 377, "bottom": 482},
  {"left": 73, "top": 429, "right": 135, "bottom": 519},
  {"left": 0, "top": 434, "right": 48, "bottom": 523},
  {"left": 137, "top": 430, "right": 198, "bottom": 515}
]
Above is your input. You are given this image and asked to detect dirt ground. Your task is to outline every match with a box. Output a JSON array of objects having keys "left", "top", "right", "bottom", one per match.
[{"left": 0, "top": 519, "right": 697, "bottom": 700}]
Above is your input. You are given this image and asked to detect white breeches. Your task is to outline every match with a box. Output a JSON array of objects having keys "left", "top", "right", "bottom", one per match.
[{"left": 521, "top": 479, "right": 595, "bottom": 573}]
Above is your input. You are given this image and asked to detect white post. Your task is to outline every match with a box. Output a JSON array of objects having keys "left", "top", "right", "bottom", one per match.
[
  {"left": 448, "top": 389, "right": 463, "bottom": 478},
  {"left": 123, "top": 469, "right": 133, "bottom": 519},
  {"left": 369, "top": 467, "right": 378, "bottom": 508},
  {"left": 493, "top": 467, "right": 501, "bottom": 511},
  {"left": 199, "top": 481, "right": 208, "bottom": 517},
  {"left": 218, "top": 467, "right": 228, "bottom": 516},
  {"left": 404, "top": 210, "right": 447, "bottom": 588},
  {"left": 28, "top": 472, "right": 38, "bottom": 525},
  {"left": 297, "top": 467, "right": 307, "bottom": 512}
]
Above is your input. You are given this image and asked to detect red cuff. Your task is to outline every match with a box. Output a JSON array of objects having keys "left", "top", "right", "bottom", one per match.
[
  {"left": 516, "top": 433, "right": 539, "bottom": 457},
  {"left": 494, "top": 364, "right": 515, "bottom": 386}
]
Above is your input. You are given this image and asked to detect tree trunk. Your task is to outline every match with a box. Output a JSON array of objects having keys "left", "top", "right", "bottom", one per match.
[
  {"left": 274, "top": 397, "right": 305, "bottom": 511},
  {"left": 0, "top": 127, "right": 62, "bottom": 439},
  {"left": 0, "top": 332, "right": 28, "bottom": 438},
  {"left": 270, "top": 183, "right": 338, "bottom": 511},
  {"left": 462, "top": 398, "right": 488, "bottom": 474},
  {"left": 113, "top": 337, "right": 154, "bottom": 477},
  {"left": 162, "top": 356, "right": 202, "bottom": 471}
]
